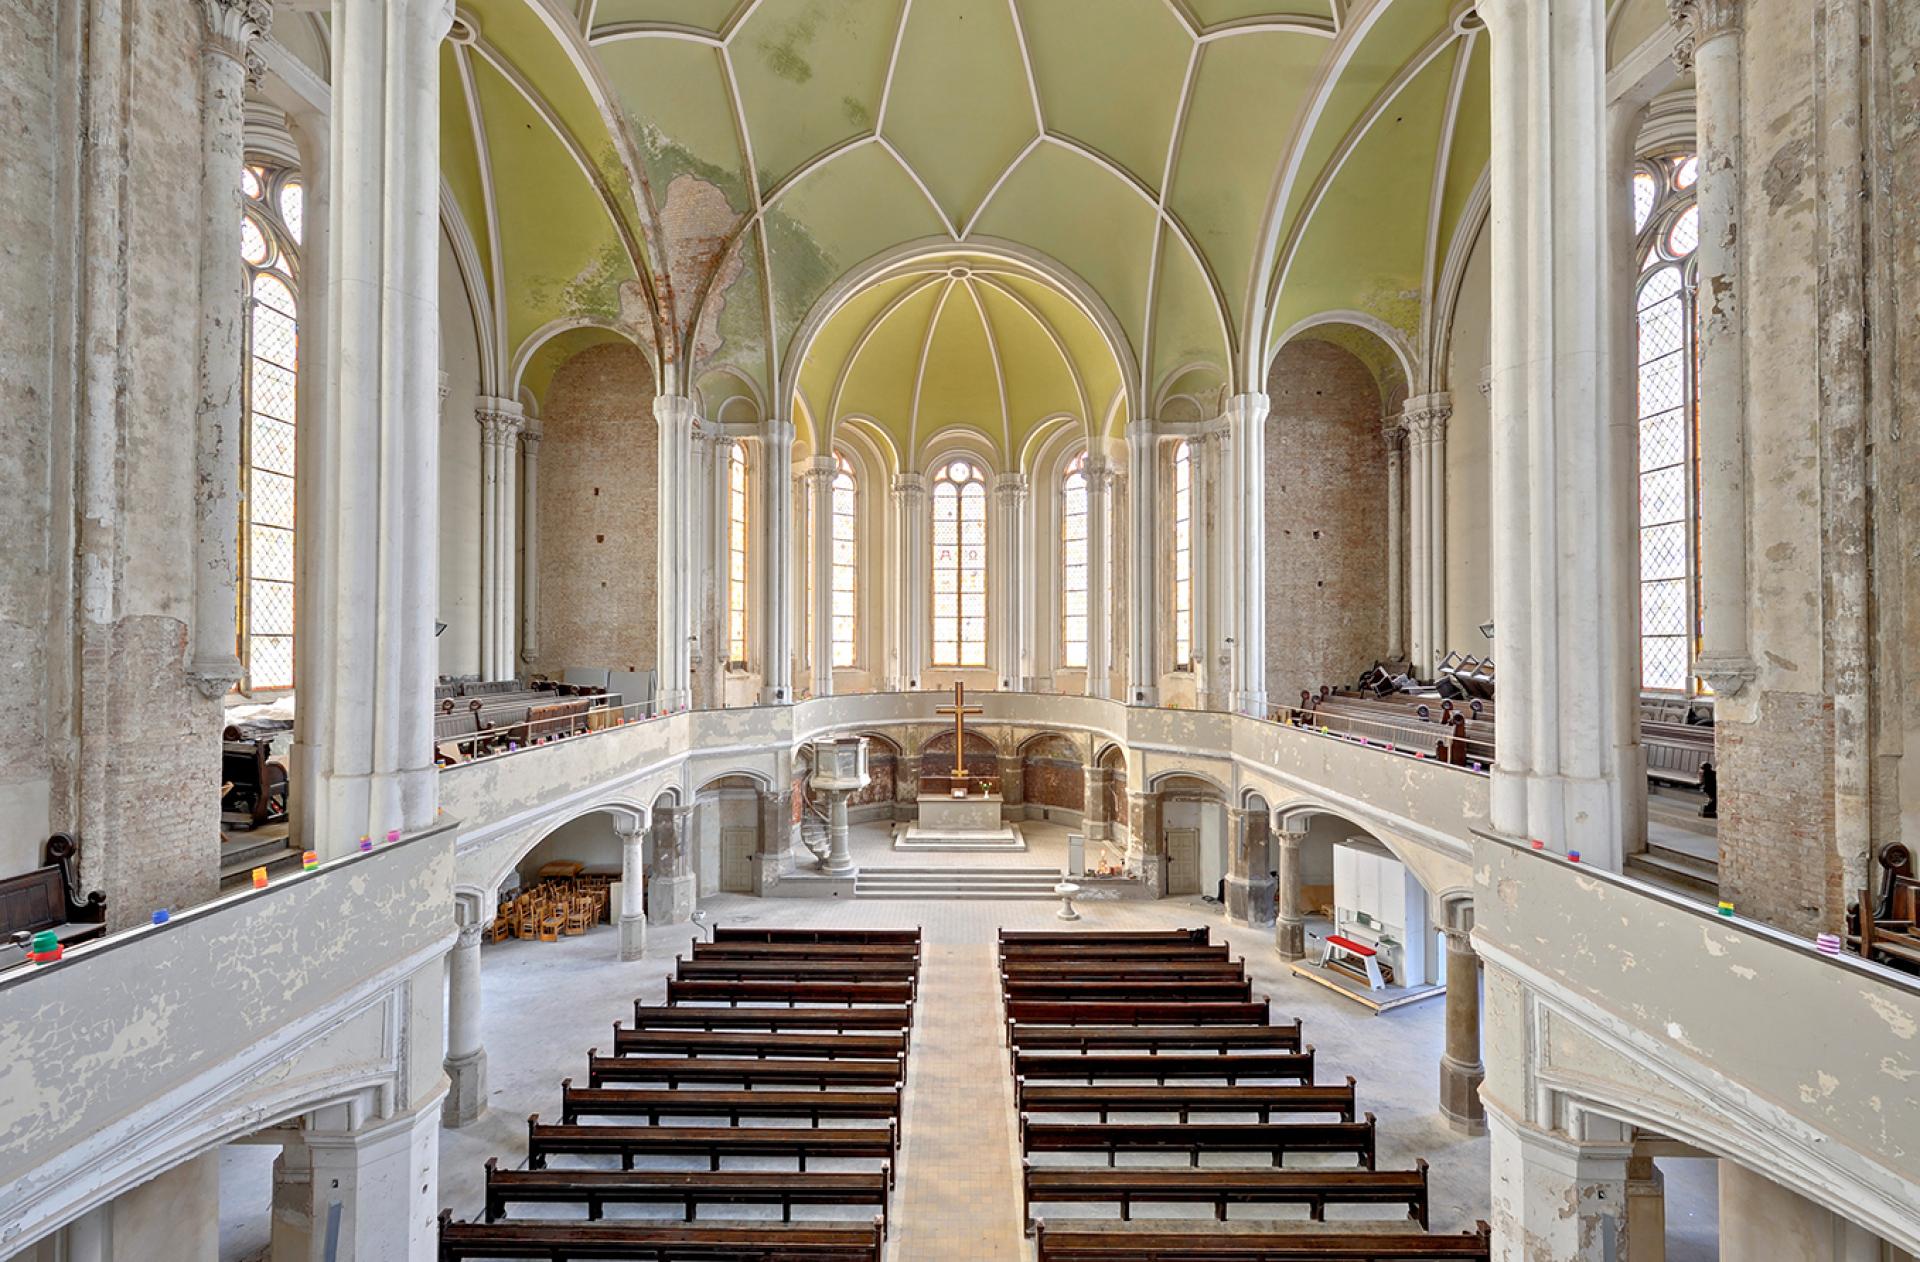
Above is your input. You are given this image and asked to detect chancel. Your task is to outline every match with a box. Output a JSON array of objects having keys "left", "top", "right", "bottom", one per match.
[{"left": 4, "top": 1, "right": 1919, "bottom": 1259}]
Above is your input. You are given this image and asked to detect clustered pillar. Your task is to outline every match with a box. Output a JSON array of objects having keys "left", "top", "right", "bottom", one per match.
[
  {"left": 655, "top": 395, "right": 698, "bottom": 711},
  {"left": 475, "top": 396, "right": 524, "bottom": 681},
  {"left": 1082, "top": 764, "right": 1111, "bottom": 846},
  {"left": 759, "top": 421, "right": 795, "bottom": 703},
  {"left": 1383, "top": 420, "right": 1406, "bottom": 663},
  {"left": 1223, "top": 392, "right": 1270, "bottom": 716},
  {"left": 1223, "top": 807, "right": 1276, "bottom": 927},
  {"left": 805, "top": 455, "right": 837, "bottom": 698},
  {"left": 1438, "top": 917, "right": 1485, "bottom": 1134},
  {"left": 1124, "top": 422, "right": 1157, "bottom": 705},
  {"left": 1402, "top": 393, "right": 1451, "bottom": 676},
  {"left": 1084, "top": 456, "right": 1115, "bottom": 699},
  {"left": 993, "top": 472, "right": 1030, "bottom": 689},
  {"left": 890, "top": 473, "right": 927, "bottom": 689},
  {"left": 519, "top": 423, "right": 542, "bottom": 668}
]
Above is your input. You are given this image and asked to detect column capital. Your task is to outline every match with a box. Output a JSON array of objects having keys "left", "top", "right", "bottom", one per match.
[
  {"left": 520, "top": 422, "right": 543, "bottom": 454},
  {"left": 612, "top": 813, "right": 644, "bottom": 842},
  {"left": 1222, "top": 390, "right": 1271, "bottom": 427},
  {"left": 891, "top": 470, "right": 927, "bottom": 501},
  {"left": 1400, "top": 392, "right": 1453, "bottom": 442},
  {"left": 1666, "top": 0, "right": 1740, "bottom": 68},
  {"left": 1083, "top": 455, "right": 1117, "bottom": 489},
  {"left": 711, "top": 431, "right": 737, "bottom": 457},
  {"left": 993, "top": 471, "right": 1030, "bottom": 497},
  {"left": 762, "top": 417, "right": 797, "bottom": 446},
  {"left": 652, "top": 393, "right": 699, "bottom": 429},
  {"left": 475, "top": 397, "right": 525, "bottom": 444},
  {"left": 202, "top": 0, "right": 272, "bottom": 81},
  {"left": 1381, "top": 417, "right": 1406, "bottom": 454},
  {"left": 801, "top": 455, "right": 838, "bottom": 488},
  {"left": 1693, "top": 650, "right": 1757, "bottom": 697},
  {"left": 455, "top": 920, "right": 486, "bottom": 950}
]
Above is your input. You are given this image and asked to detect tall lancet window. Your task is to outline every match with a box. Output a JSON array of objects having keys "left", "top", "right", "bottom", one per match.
[
  {"left": 1632, "top": 152, "right": 1702, "bottom": 693},
  {"left": 831, "top": 453, "right": 857, "bottom": 668},
  {"left": 931, "top": 459, "right": 988, "bottom": 667},
  {"left": 1061, "top": 452, "right": 1090, "bottom": 669},
  {"left": 1172, "top": 440, "right": 1194, "bottom": 669},
  {"left": 239, "top": 162, "right": 303, "bottom": 692},
  {"left": 727, "top": 444, "right": 749, "bottom": 665}
]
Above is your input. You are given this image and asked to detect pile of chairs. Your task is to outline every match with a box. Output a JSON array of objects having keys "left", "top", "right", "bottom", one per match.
[
  {"left": 493, "top": 879, "right": 609, "bottom": 944},
  {"left": 1001, "top": 926, "right": 1491, "bottom": 1261},
  {"left": 437, "top": 926, "right": 921, "bottom": 1261}
]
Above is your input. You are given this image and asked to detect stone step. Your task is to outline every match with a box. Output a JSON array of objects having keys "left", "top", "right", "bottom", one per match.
[
  {"left": 855, "top": 866, "right": 1065, "bottom": 901},
  {"left": 1625, "top": 845, "right": 1720, "bottom": 901}
]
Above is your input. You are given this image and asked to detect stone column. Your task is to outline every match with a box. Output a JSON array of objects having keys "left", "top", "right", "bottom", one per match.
[
  {"left": 1273, "top": 819, "right": 1307, "bottom": 960},
  {"left": 755, "top": 785, "right": 791, "bottom": 894},
  {"left": 1129, "top": 793, "right": 1164, "bottom": 897},
  {"left": 891, "top": 472, "right": 927, "bottom": 689},
  {"left": 1123, "top": 422, "right": 1158, "bottom": 704},
  {"left": 189, "top": 1, "right": 267, "bottom": 697},
  {"left": 1224, "top": 392, "right": 1270, "bottom": 715},
  {"left": 804, "top": 455, "right": 837, "bottom": 698},
  {"left": 654, "top": 395, "right": 697, "bottom": 710},
  {"left": 1223, "top": 807, "right": 1277, "bottom": 927},
  {"left": 616, "top": 814, "right": 646, "bottom": 960},
  {"left": 303, "top": 1101, "right": 443, "bottom": 1260},
  {"left": 759, "top": 421, "right": 795, "bottom": 702},
  {"left": 286, "top": 102, "right": 331, "bottom": 848},
  {"left": 1480, "top": 0, "right": 1626, "bottom": 867},
  {"left": 302, "top": 0, "right": 453, "bottom": 853},
  {"left": 1671, "top": 0, "right": 1756, "bottom": 699},
  {"left": 1085, "top": 456, "right": 1115, "bottom": 699},
  {"left": 648, "top": 804, "right": 696, "bottom": 924},
  {"left": 821, "top": 788, "right": 855, "bottom": 876},
  {"left": 998, "top": 751, "right": 1025, "bottom": 815},
  {"left": 1439, "top": 920, "right": 1485, "bottom": 1134},
  {"left": 1403, "top": 394, "right": 1452, "bottom": 675},
  {"left": 994, "top": 472, "right": 1030, "bottom": 689},
  {"left": 442, "top": 916, "right": 487, "bottom": 1127},
  {"left": 519, "top": 424, "right": 542, "bottom": 667},
  {"left": 1384, "top": 420, "right": 1406, "bottom": 662},
  {"left": 475, "top": 398, "right": 525, "bottom": 680},
  {"left": 1082, "top": 765, "right": 1111, "bottom": 844},
  {"left": 1624, "top": 1153, "right": 1666, "bottom": 1262},
  {"left": 1485, "top": 1111, "right": 1630, "bottom": 1262}
]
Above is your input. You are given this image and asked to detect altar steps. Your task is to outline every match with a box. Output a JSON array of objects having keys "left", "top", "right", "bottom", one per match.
[{"left": 854, "top": 867, "right": 1062, "bottom": 900}]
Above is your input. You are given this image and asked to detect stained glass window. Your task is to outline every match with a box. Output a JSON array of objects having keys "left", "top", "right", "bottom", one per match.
[
  {"left": 728, "top": 445, "right": 749, "bottom": 665},
  {"left": 1633, "top": 152, "right": 1702, "bottom": 692},
  {"left": 931, "top": 459, "right": 988, "bottom": 667},
  {"left": 1173, "top": 440, "right": 1194, "bottom": 669},
  {"left": 240, "top": 163, "right": 302, "bottom": 692},
  {"left": 1061, "top": 452, "right": 1089, "bottom": 669},
  {"left": 831, "top": 453, "right": 857, "bottom": 668}
]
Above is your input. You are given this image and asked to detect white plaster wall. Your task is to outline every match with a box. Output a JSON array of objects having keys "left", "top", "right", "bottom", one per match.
[
  {"left": 1444, "top": 223, "right": 1494, "bottom": 654},
  {"left": 109, "top": 1151, "right": 219, "bottom": 1262},
  {"left": 438, "top": 229, "right": 483, "bottom": 678},
  {"left": 515, "top": 812, "right": 624, "bottom": 881}
]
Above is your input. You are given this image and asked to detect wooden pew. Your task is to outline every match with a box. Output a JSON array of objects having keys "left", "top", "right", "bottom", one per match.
[
  {"left": 1005, "top": 1000, "right": 1270, "bottom": 1029},
  {"left": 1008, "top": 1022, "right": 1301, "bottom": 1054},
  {"left": 714, "top": 927, "right": 921, "bottom": 946},
  {"left": 1031, "top": 1221, "right": 1492, "bottom": 1261},
  {"left": 1, "top": 835, "right": 106, "bottom": 959},
  {"left": 1019, "top": 1115, "right": 1376, "bottom": 1168},
  {"left": 482, "top": 1159, "right": 893, "bottom": 1234},
  {"left": 584, "top": 1051, "right": 904, "bottom": 1091},
  {"left": 559, "top": 1080, "right": 901, "bottom": 1127},
  {"left": 675, "top": 957, "right": 922, "bottom": 983},
  {"left": 526, "top": 1115, "right": 898, "bottom": 1175},
  {"left": 998, "top": 943, "right": 1233, "bottom": 961},
  {"left": 1011, "top": 1050, "right": 1315, "bottom": 1086},
  {"left": 632, "top": 1003, "right": 913, "bottom": 1036},
  {"left": 1000, "top": 959, "right": 1246, "bottom": 982},
  {"left": 610, "top": 1026, "right": 908, "bottom": 1061},
  {"left": 691, "top": 940, "right": 922, "bottom": 963},
  {"left": 665, "top": 979, "right": 916, "bottom": 1007},
  {"left": 1021, "top": 1159, "right": 1430, "bottom": 1233},
  {"left": 438, "top": 1213, "right": 885, "bottom": 1262},
  {"left": 999, "top": 928, "right": 1209, "bottom": 946},
  {"left": 1002, "top": 978, "right": 1252, "bottom": 1003},
  {"left": 1017, "top": 1078, "right": 1358, "bottom": 1124}
]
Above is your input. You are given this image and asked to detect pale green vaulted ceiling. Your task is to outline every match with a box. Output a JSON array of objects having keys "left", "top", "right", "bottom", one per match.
[{"left": 431, "top": 0, "right": 1497, "bottom": 460}]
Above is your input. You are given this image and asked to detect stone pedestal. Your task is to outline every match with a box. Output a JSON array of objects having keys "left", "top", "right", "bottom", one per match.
[
  {"left": 648, "top": 871, "right": 696, "bottom": 925},
  {"left": 1439, "top": 925, "right": 1485, "bottom": 1134},
  {"left": 1224, "top": 874, "right": 1278, "bottom": 926},
  {"left": 304, "top": 1098, "right": 443, "bottom": 1260},
  {"left": 822, "top": 787, "right": 856, "bottom": 875},
  {"left": 1486, "top": 1110, "right": 1629, "bottom": 1262}
]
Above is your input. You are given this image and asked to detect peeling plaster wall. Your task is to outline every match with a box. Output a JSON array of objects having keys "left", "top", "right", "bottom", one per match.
[
  {"left": 1443, "top": 228, "right": 1493, "bottom": 653},
  {"left": 438, "top": 229, "right": 483, "bottom": 678}
]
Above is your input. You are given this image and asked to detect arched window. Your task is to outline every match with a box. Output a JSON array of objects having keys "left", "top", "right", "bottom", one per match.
[
  {"left": 1632, "top": 152, "right": 1701, "bottom": 693},
  {"left": 727, "top": 444, "right": 749, "bottom": 665},
  {"left": 931, "top": 459, "right": 988, "bottom": 668},
  {"left": 240, "top": 162, "right": 303, "bottom": 692},
  {"left": 1061, "top": 452, "right": 1089, "bottom": 669},
  {"left": 1172, "top": 440, "right": 1194, "bottom": 669},
  {"left": 830, "top": 453, "right": 857, "bottom": 668}
]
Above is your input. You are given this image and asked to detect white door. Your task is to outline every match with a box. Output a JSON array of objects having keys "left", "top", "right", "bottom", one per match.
[
  {"left": 720, "top": 828, "right": 756, "bottom": 893},
  {"left": 1165, "top": 828, "right": 1202, "bottom": 896}
]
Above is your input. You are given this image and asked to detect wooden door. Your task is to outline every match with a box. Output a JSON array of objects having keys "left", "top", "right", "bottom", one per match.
[
  {"left": 1165, "top": 828, "right": 1202, "bottom": 896},
  {"left": 720, "top": 828, "right": 756, "bottom": 892}
]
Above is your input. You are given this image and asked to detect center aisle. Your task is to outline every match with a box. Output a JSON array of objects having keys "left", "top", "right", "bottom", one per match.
[{"left": 892, "top": 942, "right": 1025, "bottom": 1260}]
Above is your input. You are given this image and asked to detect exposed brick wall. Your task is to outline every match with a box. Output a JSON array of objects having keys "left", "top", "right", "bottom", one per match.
[
  {"left": 535, "top": 343, "right": 658, "bottom": 676},
  {"left": 1024, "top": 758, "right": 1085, "bottom": 810},
  {"left": 848, "top": 752, "right": 895, "bottom": 809},
  {"left": 1264, "top": 338, "right": 1390, "bottom": 702},
  {"left": 920, "top": 731, "right": 999, "bottom": 794},
  {"left": 1717, "top": 691, "right": 1839, "bottom": 935},
  {"left": 1104, "top": 754, "right": 1129, "bottom": 828}
]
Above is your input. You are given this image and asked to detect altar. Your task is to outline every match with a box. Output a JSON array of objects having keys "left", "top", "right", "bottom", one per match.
[
  {"left": 893, "top": 683, "right": 1026, "bottom": 850},
  {"left": 917, "top": 791, "right": 1004, "bottom": 833}
]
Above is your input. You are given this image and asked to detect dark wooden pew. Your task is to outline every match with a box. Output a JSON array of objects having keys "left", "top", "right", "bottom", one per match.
[
  {"left": 438, "top": 1213, "right": 885, "bottom": 1262},
  {"left": 1019, "top": 1115, "right": 1376, "bottom": 1168},
  {"left": 482, "top": 1159, "right": 894, "bottom": 1233},
  {"left": 1008, "top": 1022, "right": 1302, "bottom": 1054},
  {"left": 714, "top": 927, "right": 921, "bottom": 945},
  {"left": 675, "top": 959, "right": 921, "bottom": 996},
  {"left": 559, "top": 1080, "right": 901, "bottom": 1127},
  {"left": 632, "top": 1003, "right": 913, "bottom": 1037},
  {"left": 998, "top": 943, "right": 1233, "bottom": 961},
  {"left": 1005, "top": 1000, "right": 1269, "bottom": 1029},
  {"left": 999, "top": 928, "right": 1209, "bottom": 946},
  {"left": 1002, "top": 978, "right": 1253, "bottom": 1003},
  {"left": 526, "top": 1115, "right": 898, "bottom": 1175},
  {"left": 584, "top": 1051, "right": 904, "bottom": 1091},
  {"left": 665, "top": 979, "right": 916, "bottom": 1007},
  {"left": 611, "top": 1026, "right": 908, "bottom": 1061},
  {"left": 1011, "top": 1050, "right": 1315, "bottom": 1086},
  {"left": 1031, "top": 1220, "right": 1492, "bottom": 1261},
  {"left": 1, "top": 835, "right": 106, "bottom": 958},
  {"left": 1017, "top": 1078, "right": 1358, "bottom": 1124},
  {"left": 692, "top": 940, "right": 922, "bottom": 962},
  {"left": 1021, "top": 1159, "right": 1430, "bottom": 1233},
  {"left": 1000, "top": 960, "right": 1246, "bottom": 982}
]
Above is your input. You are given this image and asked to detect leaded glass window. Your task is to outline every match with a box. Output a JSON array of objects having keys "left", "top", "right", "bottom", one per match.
[
  {"left": 240, "top": 162, "right": 302, "bottom": 692},
  {"left": 728, "top": 444, "right": 749, "bottom": 665},
  {"left": 831, "top": 453, "right": 857, "bottom": 668},
  {"left": 1061, "top": 452, "right": 1089, "bottom": 669},
  {"left": 1173, "top": 440, "right": 1194, "bottom": 669},
  {"left": 931, "top": 459, "right": 988, "bottom": 667},
  {"left": 1633, "top": 152, "right": 1702, "bottom": 693}
]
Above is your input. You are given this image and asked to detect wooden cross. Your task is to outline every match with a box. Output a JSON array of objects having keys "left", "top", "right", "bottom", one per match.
[{"left": 935, "top": 682, "right": 984, "bottom": 787}]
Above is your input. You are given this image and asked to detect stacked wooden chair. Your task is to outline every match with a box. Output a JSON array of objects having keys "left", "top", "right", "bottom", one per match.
[
  {"left": 1000, "top": 926, "right": 1491, "bottom": 1261},
  {"left": 437, "top": 926, "right": 922, "bottom": 1261},
  {"left": 495, "top": 879, "right": 609, "bottom": 945}
]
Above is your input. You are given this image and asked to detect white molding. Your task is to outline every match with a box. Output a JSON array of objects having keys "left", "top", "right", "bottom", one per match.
[{"left": 1428, "top": 169, "right": 1491, "bottom": 394}]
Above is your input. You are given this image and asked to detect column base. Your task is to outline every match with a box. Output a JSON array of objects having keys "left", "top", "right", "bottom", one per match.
[
  {"left": 619, "top": 912, "right": 647, "bottom": 960},
  {"left": 1129, "top": 685, "right": 1159, "bottom": 706},
  {"left": 1275, "top": 916, "right": 1307, "bottom": 961},
  {"left": 1438, "top": 1054, "right": 1486, "bottom": 1134},
  {"left": 822, "top": 855, "right": 857, "bottom": 876},
  {"left": 1224, "top": 875, "right": 1277, "bottom": 926},
  {"left": 442, "top": 1048, "right": 489, "bottom": 1128},
  {"left": 647, "top": 872, "right": 696, "bottom": 925}
]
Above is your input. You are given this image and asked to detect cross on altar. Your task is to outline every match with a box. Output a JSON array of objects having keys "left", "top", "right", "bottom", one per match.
[{"left": 935, "top": 682, "right": 984, "bottom": 788}]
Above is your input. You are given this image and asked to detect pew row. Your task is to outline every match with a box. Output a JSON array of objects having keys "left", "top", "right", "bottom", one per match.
[
  {"left": 437, "top": 1214, "right": 884, "bottom": 1262},
  {"left": 1019, "top": 1116, "right": 1377, "bottom": 1168},
  {"left": 1030, "top": 1221, "right": 1492, "bottom": 1262},
  {"left": 1004, "top": 1000, "right": 1270, "bottom": 1031},
  {"left": 611, "top": 1026, "right": 908, "bottom": 1061},
  {"left": 1008, "top": 1023, "right": 1302, "bottom": 1054},
  {"left": 665, "top": 979, "right": 916, "bottom": 1007},
  {"left": 526, "top": 1116, "right": 898, "bottom": 1175},
  {"left": 1015, "top": 1079, "right": 1358, "bottom": 1124},
  {"left": 481, "top": 1159, "right": 893, "bottom": 1234},
  {"left": 1011, "top": 1050, "right": 1315, "bottom": 1085},
  {"left": 558, "top": 1081, "right": 901, "bottom": 1127},
  {"left": 714, "top": 927, "right": 921, "bottom": 945},
  {"left": 584, "top": 1051, "right": 904, "bottom": 1090},
  {"left": 1021, "top": 1160, "right": 1430, "bottom": 1234},
  {"left": 631, "top": 1003, "right": 913, "bottom": 1036}
]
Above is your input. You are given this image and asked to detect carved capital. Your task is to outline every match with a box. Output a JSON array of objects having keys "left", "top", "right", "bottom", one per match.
[
  {"left": 476, "top": 399, "right": 525, "bottom": 446},
  {"left": 455, "top": 921, "right": 487, "bottom": 950},
  {"left": 189, "top": 655, "right": 247, "bottom": 699},
  {"left": 1693, "top": 651, "right": 1757, "bottom": 697},
  {"left": 203, "top": 0, "right": 272, "bottom": 75},
  {"left": 1401, "top": 392, "right": 1453, "bottom": 443},
  {"left": 993, "top": 471, "right": 1030, "bottom": 500},
  {"left": 1665, "top": 0, "right": 1697, "bottom": 69},
  {"left": 1381, "top": 418, "right": 1406, "bottom": 455},
  {"left": 891, "top": 471, "right": 927, "bottom": 503}
]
